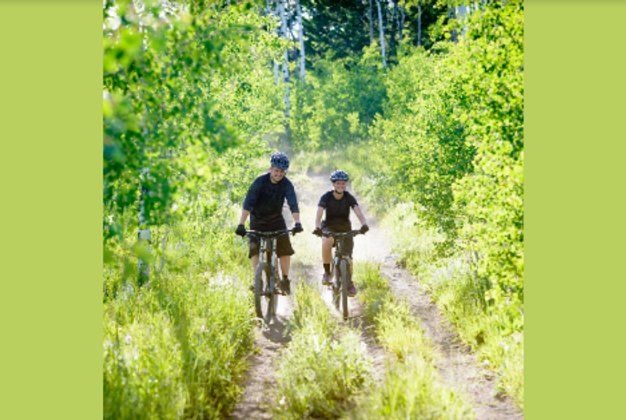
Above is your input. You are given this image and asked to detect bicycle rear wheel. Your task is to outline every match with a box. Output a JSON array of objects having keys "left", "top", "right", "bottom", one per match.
[{"left": 339, "top": 259, "right": 349, "bottom": 320}]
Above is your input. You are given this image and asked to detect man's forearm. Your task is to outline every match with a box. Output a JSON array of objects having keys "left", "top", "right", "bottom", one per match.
[
  {"left": 292, "top": 212, "right": 301, "bottom": 224},
  {"left": 238, "top": 210, "right": 250, "bottom": 225}
]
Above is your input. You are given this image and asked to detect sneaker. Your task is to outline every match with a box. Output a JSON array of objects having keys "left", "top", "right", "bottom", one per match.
[
  {"left": 321, "top": 272, "right": 332, "bottom": 286},
  {"left": 280, "top": 278, "right": 291, "bottom": 295},
  {"left": 347, "top": 282, "right": 357, "bottom": 297}
]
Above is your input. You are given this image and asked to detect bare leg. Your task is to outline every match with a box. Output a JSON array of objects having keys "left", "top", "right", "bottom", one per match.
[
  {"left": 251, "top": 254, "right": 259, "bottom": 272},
  {"left": 322, "top": 237, "right": 333, "bottom": 264},
  {"left": 279, "top": 255, "right": 290, "bottom": 277}
]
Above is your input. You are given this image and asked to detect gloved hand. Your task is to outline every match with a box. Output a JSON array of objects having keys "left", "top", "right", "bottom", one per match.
[
  {"left": 292, "top": 222, "right": 303, "bottom": 235},
  {"left": 235, "top": 224, "right": 247, "bottom": 237},
  {"left": 359, "top": 224, "right": 369, "bottom": 234},
  {"left": 313, "top": 227, "right": 323, "bottom": 237}
]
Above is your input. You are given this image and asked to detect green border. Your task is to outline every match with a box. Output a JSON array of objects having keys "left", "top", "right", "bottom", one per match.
[
  {"left": 2, "top": 1, "right": 626, "bottom": 418},
  {"left": 0, "top": 1, "right": 102, "bottom": 419},
  {"left": 526, "top": 1, "right": 626, "bottom": 418}
]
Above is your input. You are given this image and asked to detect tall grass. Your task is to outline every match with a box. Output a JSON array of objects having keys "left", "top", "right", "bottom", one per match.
[
  {"left": 103, "top": 215, "right": 255, "bottom": 419},
  {"left": 352, "top": 263, "right": 475, "bottom": 419},
  {"left": 274, "top": 284, "right": 372, "bottom": 419}
]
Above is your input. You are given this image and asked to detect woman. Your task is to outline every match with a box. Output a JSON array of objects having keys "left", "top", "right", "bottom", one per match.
[{"left": 313, "top": 170, "right": 369, "bottom": 296}]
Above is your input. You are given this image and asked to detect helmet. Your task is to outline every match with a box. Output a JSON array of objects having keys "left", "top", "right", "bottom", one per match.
[
  {"left": 330, "top": 169, "right": 349, "bottom": 182},
  {"left": 270, "top": 152, "right": 290, "bottom": 170}
]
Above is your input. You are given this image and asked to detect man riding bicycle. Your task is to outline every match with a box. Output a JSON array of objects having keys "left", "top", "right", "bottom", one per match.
[
  {"left": 313, "top": 170, "right": 369, "bottom": 297},
  {"left": 235, "top": 152, "right": 303, "bottom": 295}
]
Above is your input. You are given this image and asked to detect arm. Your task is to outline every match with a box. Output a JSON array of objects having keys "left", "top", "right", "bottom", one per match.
[
  {"left": 353, "top": 205, "right": 367, "bottom": 226},
  {"left": 238, "top": 209, "right": 250, "bottom": 226},
  {"left": 239, "top": 178, "right": 261, "bottom": 226},
  {"left": 315, "top": 206, "right": 324, "bottom": 229},
  {"left": 285, "top": 182, "right": 301, "bottom": 225}
]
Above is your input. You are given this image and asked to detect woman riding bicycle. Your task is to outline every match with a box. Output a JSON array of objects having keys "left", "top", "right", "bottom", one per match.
[{"left": 313, "top": 170, "right": 369, "bottom": 297}]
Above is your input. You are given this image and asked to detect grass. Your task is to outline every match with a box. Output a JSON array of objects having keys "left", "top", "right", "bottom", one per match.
[
  {"left": 103, "top": 215, "right": 256, "bottom": 419},
  {"left": 351, "top": 263, "right": 475, "bottom": 419},
  {"left": 382, "top": 204, "right": 524, "bottom": 406},
  {"left": 274, "top": 283, "right": 372, "bottom": 419}
]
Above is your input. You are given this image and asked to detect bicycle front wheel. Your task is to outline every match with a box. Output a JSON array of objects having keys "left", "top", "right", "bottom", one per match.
[
  {"left": 254, "top": 262, "right": 273, "bottom": 322},
  {"left": 339, "top": 259, "right": 349, "bottom": 320}
]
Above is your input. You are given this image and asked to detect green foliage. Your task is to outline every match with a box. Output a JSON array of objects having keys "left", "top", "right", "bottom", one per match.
[
  {"left": 103, "top": 1, "right": 285, "bottom": 417},
  {"left": 103, "top": 0, "right": 283, "bottom": 236},
  {"left": 274, "top": 283, "right": 372, "bottom": 418},
  {"left": 291, "top": 51, "right": 386, "bottom": 150}
]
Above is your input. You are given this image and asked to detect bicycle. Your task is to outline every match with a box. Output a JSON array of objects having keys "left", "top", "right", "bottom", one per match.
[
  {"left": 318, "top": 230, "right": 363, "bottom": 320},
  {"left": 245, "top": 228, "right": 295, "bottom": 323}
]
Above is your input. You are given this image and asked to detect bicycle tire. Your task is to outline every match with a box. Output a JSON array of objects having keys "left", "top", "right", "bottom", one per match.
[
  {"left": 332, "top": 260, "right": 341, "bottom": 311},
  {"left": 254, "top": 262, "right": 273, "bottom": 321},
  {"left": 339, "top": 259, "right": 349, "bottom": 320}
]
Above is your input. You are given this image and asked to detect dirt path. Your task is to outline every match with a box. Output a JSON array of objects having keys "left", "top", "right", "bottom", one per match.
[
  {"left": 232, "top": 170, "right": 521, "bottom": 419},
  {"left": 379, "top": 257, "right": 522, "bottom": 419},
  {"left": 344, "top": 174, "right": 522, "bottom": 419},
  {"left": 230, "top": 295, "right": 293, "bottom": 419}
]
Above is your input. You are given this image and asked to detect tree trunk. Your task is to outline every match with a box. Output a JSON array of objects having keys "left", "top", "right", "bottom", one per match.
[
  {"left": 376, "top": 0, "right": 386, "bottom": 67},
  {"left": 417, "top": 0, "right": 422, "bottom": 46},
  {"left": 368, "top": 0, "right": 375, "bottom": 44},
  {"left": 138, "top": 168, "right": 151, "bottom": 286},
  {"left": 455, "top": 4, "right": 469, "bottom": 40},
  {"left": 296, "top": 0, "right": 306, "bottom": 83},
  {"left": 277, "top": 0, "right": 291, "bottom": 134},
  {"left": 273, "top": 60, "right": 280, "bottom": 85},
  {"left": 399, "top": 5, "right": 405, "bottom": 42},
  {"left": 390, "top": 0, "right": 398, "bottom": 54}
]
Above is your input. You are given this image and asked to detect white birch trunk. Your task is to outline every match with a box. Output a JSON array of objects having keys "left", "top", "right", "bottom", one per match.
[
  {"left": 399, "top": 5, "right": 405, "bottom": 42},
  {"left": 417, "top": 0, "right": 422, "bottom": 46},
  {"left": 455, "top": 4, "right": 470, "bottom": 39},
  {"left": 278, "top": 0, "right": 291, "bottom": 121},
  {"left": 368, "top": 0, "right": 375, "bottom": 44},
  {"left": 274, "top": 60, "right": 280, "bottom": 85},
  {"left": 296, "top": 0, "right": 306, "bottom": 83},
  {"left": 138, "top": 167, "right": 151, "bottom": 284},
  {"left": 376, "top": 0, "right": 386, "bottom": 67}
]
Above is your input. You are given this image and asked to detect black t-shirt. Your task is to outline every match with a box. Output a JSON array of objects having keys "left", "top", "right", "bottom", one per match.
[
  {"left": 318, "top": 190, "right": 358, "bottom": 231},
  {"left": 243, "top": 173, "right": 299, "bottom": 230}
]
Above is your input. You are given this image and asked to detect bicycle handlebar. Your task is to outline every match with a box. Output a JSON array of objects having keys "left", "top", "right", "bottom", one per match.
[
  {"left": 319, "top": 230, "right": 363, "bottom": 238},
  {"left": 245, "top": 228, "right": 295, "bottom": 238}
]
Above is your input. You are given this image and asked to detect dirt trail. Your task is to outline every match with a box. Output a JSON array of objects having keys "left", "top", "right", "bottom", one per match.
[
  {"left": 345, "top": 174, "right": 522, "bottom": 420},
  {"left": 233, "top": 170, "right": 521, "bottom": 419}
]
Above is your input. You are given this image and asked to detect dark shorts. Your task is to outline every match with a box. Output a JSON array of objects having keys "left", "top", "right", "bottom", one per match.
[
  {"left": 248, "top": 234, "right": 295, "bottom": 259},
  {"left": 322, "top": 226, "right": 354, "bottom": 257}
]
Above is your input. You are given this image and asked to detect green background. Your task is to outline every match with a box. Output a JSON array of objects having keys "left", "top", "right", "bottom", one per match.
[
  {"left": 0, "top": 1, "right": 102, "bottom": 419},
  {"left": 1, "top": 0, "right": 625, "bottom": 418},
  {"left": 525, "top": 1, "right": 626, "bottom": 418}
]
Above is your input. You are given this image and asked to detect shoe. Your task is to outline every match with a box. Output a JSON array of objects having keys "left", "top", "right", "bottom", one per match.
[
  {"left": 347, "top": 282, "right": 357, "bottom": 297},
  {"left": 321, "top": 272, "right": 332, "bottom": 286},
  {"left": 280, "top": 278, "right": 291, "bottom": 295}
]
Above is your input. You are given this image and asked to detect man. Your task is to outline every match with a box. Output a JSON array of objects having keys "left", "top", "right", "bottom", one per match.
[
  {"left": 235, "top": 152, "right": 303, "bottom": 294},
  {"left": 313, "top": 169, "right": 369, "bottom": 297}
]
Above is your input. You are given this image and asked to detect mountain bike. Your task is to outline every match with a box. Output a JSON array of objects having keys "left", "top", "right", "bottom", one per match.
[
  {"left": 321, "top": 230, "right": 363, "bottom": 320},
  {"left": 246, "top": 228, "right": 295, "bottom": 323}
]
